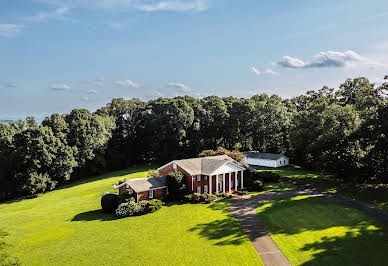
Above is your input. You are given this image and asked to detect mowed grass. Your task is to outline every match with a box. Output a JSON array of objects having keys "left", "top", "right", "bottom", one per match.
[
  {"left": 248, "top": 182, "right": 297, "bottom": 195},
  {"left": 257, "top": 196, "right": 388, "bottom": 266},
  {"left": 258, "top": 166, "right": 388, "bottom": 213},
  {"left": 0, "top": 166, "right": 262, "bottom": 266}
]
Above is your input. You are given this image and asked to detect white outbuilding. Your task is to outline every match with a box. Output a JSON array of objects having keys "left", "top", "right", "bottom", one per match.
[{"left": 243, "top": 152, "right": 289, "bottom": 168}]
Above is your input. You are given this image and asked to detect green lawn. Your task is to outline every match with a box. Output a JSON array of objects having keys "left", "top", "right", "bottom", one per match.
[
  {"left": 248, "top": 182, "right": 297, "bottom": 195},
  {"left": 257, "top": 196, "right": 388, "bottom": 266},
  {"left": 0, "top": 166, "right": 262, "bottom": 266},
  {"left": 258, "top": 166, "right": 388, "bottom": 213}
]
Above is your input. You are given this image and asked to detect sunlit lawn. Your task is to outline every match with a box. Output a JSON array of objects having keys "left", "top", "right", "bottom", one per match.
[
  {"left": 248, "top": 182, "right": 297, "bottom": 195},
  {"left": 257, "top": 196, "right": 388, "bottom": 266},
  {"left": 258, "top": 166, "right": 388, "bottom": 213},
  {"left": 0, "top": 166, "right": 262, "bottom": 266}
]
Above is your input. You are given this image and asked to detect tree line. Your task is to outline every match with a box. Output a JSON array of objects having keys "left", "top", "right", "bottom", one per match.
[{"left": 0, "top": 77, "right": 387, "bottom": 200}]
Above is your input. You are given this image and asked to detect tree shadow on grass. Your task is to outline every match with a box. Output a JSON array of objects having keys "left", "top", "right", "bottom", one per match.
[
  {"left": 189, "top": 217, "right": 248, "bottom": 246},
  {"left": 258, "top": 196, "right": 388, "bottom": 265},
  {"left": 71, "top": 209, "right": 119, "bottom": 222},
  {"left": 299, "top": 226, "right": 388, "bottom": 266}
]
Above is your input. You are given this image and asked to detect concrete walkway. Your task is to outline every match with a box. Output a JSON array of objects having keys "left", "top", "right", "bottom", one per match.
[{"left": 228, "top": 187, "right": 388, "bottom": 266}]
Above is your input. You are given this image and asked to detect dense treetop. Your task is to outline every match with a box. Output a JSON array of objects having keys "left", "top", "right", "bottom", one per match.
[{"left": 0, "top": 77, "right": 387, "bottom": 200}]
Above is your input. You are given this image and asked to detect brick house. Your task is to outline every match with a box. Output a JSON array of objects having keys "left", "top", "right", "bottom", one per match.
[
  {"left": 114, "top": 176, "right": 168, "bottom": 202},
  {"left": 158, "top": 155, "right": 245, "bottom": 194}
]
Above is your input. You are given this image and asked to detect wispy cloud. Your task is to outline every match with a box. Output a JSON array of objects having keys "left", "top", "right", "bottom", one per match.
[
  {"left": 135, "top": 0, "right": 208, "bottom": 12},
  {"left": 23, "top": 7, "right": 74, "bottom": 23},
  {"left": 115, "top": 79, "right": 141, "bottom": 88},
  {"left": 38, "top": 0, "right": 210, "bottom": 12},
  {"left": 87, "top": 89, "right": 98, "bottom": 94},
  {"left": 278, "top": 50, "right": 382, "bottom": 69},
  {"left": 251, "top": 67, "right": 279, "bottom": 76},
  {"left": 51, "top": 84, "right": 72, "bottom": 91},
  {"left": 81, "top": 96, "right": 89, "bottom": 101},
  {"left": 2, "top": 82, "right": 17, "bottom": 88},
  {"left": 88, "top": 78, "right": 104, "bottom": 87},
  {"left": 168, "top": 82, "right": 192, "bottom": 92},
  {"left": 0, "top": 24, "right": 24, "bottom": 38}
]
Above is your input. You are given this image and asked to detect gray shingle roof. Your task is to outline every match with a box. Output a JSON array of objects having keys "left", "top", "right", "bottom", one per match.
[
  {"left": 173, "top": 155, "right": 242, "bottom": 175},
  {"left": 243, "top": 152, "right": 287, "bottom": 160},
  {"left": 127, "top": 176, "right": 167, "bottom": 193}
]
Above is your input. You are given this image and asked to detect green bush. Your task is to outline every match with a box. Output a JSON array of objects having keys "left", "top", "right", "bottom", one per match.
[
  {"left": 252, "top": 180, "right": 264, "bottom": 190},
  {"left": 204, "top": 194, "right": 217, "bottom": 203},
  {"left": 101, "top": 193, "right": 119, "bottom": 213},
  {"left": 115, "top": 201, "right": 140, "bottom": 217},
  {"left": 118, "top": 189, "right": 134, "bottom": 203},
  {"left": 148, "top": 169, "right": 159, "bottom": 178},
  {"left": 215, "top": 192, "right": 230, "bottom": 198},
  {"left": 184, "top": 193, "right": 194, "bottom": 202},
  {"left": 166, "top": 171, "right": 186, "bottom": 199},
  {"left": 146, "top": 199, "right": 163, "bottom": 213},
  {"left": 193, "top": 193, "right": 201, "bottom": 203},
  {"left": 138, "top": 200, "right": 149, "bottom": 214},
  {"left": 235, "top": 188, "right": 249, "bottom": 195}
]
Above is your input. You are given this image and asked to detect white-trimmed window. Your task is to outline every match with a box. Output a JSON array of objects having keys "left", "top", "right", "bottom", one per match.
[
  {"left": 173, "top": 163, "right": 177, "bottom": 169},
  {"left": 164, "top": 187, "right": 169, "bottom": 195},
  {"left": 204, "top": 185, "right": 208, "bottom": 193},
  {"left": 196, "top": 175, "right": 201, "bottom": 181},
  {"left": 148, "top": 190, "right": 154, "bottom": 199},
  {"left": 197, "top": 186, "right": 201, "bottom": 194},
  {"left": 204, "top": 175, "right": 208, "bottom": 181}
]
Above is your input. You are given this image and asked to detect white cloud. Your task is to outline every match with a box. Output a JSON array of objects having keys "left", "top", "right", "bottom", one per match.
[
  {"left": 51, "top": 84, "right": 71, "bottom": 91},
  {"left": 81, "top": 96, "right": 89, "bottom": 101},
  {"left": 168, "top": 82, "right": 192, "bottom": 92},
  {"left": 24, "top": 7, "right": 74, "bottom": 22},
  {"left": 135, "top": 0, "right": 208, "bottom": 12},
  {"left": 251, "top": 67, "right": 261, "bottom": 76},
  {"left": 38, "top": 0, "right": 210, "bottom": 12},
  {"left": 0, "top": 24, "right": 24, "bottom": 38},
  {"left": 278, "top": 50, "right": 382, "bottom": 69},
  {"left": 115, "top": 79, "right": 141, "bottom": 88},
  {"left": 251, "top": 67, "right": 279, "bottom": 76},
  {"left": 87, "top": 89, "right": 98, "bottom": 94},
  {"left": 88, "top": 78, "right": 104, "bottom": 87},
  {"left": 278, "top": 56, "right": 306, "bottom": 68},
  {"left": 263, "top": 69, "right": 280, "bottom": 75}
]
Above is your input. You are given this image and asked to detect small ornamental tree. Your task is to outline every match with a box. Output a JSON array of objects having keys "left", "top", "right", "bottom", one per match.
[{"left": 166, "top": 171, "right": 186, "bottom": 199}]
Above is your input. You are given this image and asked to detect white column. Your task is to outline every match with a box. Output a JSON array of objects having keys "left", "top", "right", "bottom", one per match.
[
  {"left": 228, "top": 173, "right": 231, "bottom": 192},
  {"left": 241, "top": 171, "right": 244, "bottom": 188},
  {"left": 209, "top": 175, "right": 212, "bottom": 195},
  {"left": 235, "top": 171, "right": 238, "bottom": 191},
  {"left": 223, "top": 173, "right": 226, "bottom": 193},
  {"left": 216, "top": 175, "right": 219, "bottom": 193}
]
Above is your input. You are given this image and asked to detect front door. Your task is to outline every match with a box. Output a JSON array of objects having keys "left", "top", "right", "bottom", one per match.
[{"left": 218, "top": 175, "right": 223, "bottom": 192}]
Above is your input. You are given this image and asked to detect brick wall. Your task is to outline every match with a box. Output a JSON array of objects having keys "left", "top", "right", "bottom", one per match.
[
  {"left": 159, "top": 163, "right": 194, "bottom": 192},
  {"left": 136, "top": 188, "right": 165, "bottom": 202}
]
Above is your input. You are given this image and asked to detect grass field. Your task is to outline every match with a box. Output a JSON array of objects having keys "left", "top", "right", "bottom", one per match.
[
  {"left": 0, "top": 166, "right": 262, "bottom": 266},
  {"left": 257, "top": 196, "right": 388, "bottom": 266},
  {"left": 248, "top": 182, "right": 297, "bottom": 195},
  {"left": 258, "top": 166, "right": 388, "bottom": 213}
]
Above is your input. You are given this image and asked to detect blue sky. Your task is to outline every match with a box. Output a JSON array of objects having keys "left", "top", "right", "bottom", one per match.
[{"left": 1, "top": 0, "right": 388, "bottom": 119}]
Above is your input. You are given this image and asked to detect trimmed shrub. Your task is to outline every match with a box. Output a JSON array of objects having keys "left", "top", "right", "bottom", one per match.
[
  {"left": 204, "top": 194, "right": 217, "bottom": 203},
  {"left": 118, "top": 189, "right": 134, "bottom": 203},
  {"left": 146, "top": 199, "right": 163, "bottom": 213},
  {"left": 252, "top": 180, "right": 264, "bottom": 190},
  {"left": 215, "top": 192, "right": 230, "bottom": 198},
  {"left": 184, "top": 193, "right": 194, "bottom": 202},
  {"left": 101, "top": 193, "right": 119, "bottom": 213},
  {"left": 115, "top": 201, "right": 140, "bottom": 217},
  {"left": 166, "top": 171, "right": 186, "bottom": 199},
  {"left": 138, "top": 200, "right": 149, "bottom": 214},
  {"left": 235, "top": 188, "right": 249, "bottom": 195},
  {"left": 193, "top": 193, "right": 201, "bottom": 203}
]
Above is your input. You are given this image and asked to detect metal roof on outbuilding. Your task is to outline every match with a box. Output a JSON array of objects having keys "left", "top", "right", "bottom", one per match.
[{"left": 243, "top": 152, "right": 288, "bottom": 160}]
